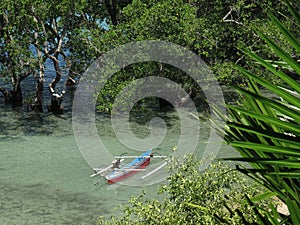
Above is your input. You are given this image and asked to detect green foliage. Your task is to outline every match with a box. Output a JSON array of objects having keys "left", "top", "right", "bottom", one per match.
[
  {"left": 190, "top": 0, "right": 288, "bottom": 83},
  {"left": 0, "top": 0, "right": 107, "bottom": 107},
  {"left": 0, "top": 0, "right": 36, "bottom": 78},
  {"left": 98, "top": 155, "right": 275, "bottom": 224},
  {"left": 1, "top": 0, "right": 295, "bottom": 109},
  {"left": 86, "top": 0, "right": 205, "bottom": 112},
  {"left": 214, "top": 2, "right": 300, "bottom": 224},
  {"left": 122, "top": 0, "right": 201, "bottom": 48},
  {"left": 82, "top": 0, "right": 295, "bottom": 112}
]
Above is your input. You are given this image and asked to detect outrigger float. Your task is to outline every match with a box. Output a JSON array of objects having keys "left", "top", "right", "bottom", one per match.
[{"left": 90, "top": 150, "right": 168, "bottom": 184}]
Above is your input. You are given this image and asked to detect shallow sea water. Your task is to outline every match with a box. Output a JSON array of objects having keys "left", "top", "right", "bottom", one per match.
[{"left": 0, "top": 89, "right": 235, "bottom": 224}]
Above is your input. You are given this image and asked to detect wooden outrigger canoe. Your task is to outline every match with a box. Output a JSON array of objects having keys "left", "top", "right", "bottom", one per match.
[
  {"left": 91, "top": 150, "right": 168, "bottom": 184},
  {"left": 105, "top": 150, "right": 152, "bottom": 184}
]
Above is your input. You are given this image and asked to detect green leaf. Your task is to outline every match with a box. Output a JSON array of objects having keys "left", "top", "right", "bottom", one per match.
[
  {"left": 223, "top": 158, "right": 300, "bottom": 169},
  {"left": 251, "top": 191, "right": 277, "bottom": 202},
  {"left": 227, "top": 105, "right": 300, "bottom": 135},
  {"left": 234, "top": 86, "right": 300, "bottom": 122},
  {"left": 287, "top": 199, "right": 300, "bottom": 224},
  {"left": 235, "top": 65, "right": 300, "bottom": 109},
  {"left": 284, "top": 0, "right": 300, "bottom": 32},
  {"left": 183, "top": 202, "right": 209, "bottom": 211},
  {"left": 230, "top": 141, "right": 300, "bottom": 157},
  {"left": 258, "top": 30, "right": 300, "bottom": 77},
  {"left": 268, "top": 12, "right": 300, "bottom": 53},
  {"left": 226, "top": 122, "right": 300, "bottom": 148}
]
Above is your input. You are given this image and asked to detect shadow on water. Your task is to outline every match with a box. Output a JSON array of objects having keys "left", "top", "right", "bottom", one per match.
[
  {"left": 0, "top": 85, "right": 75, "bottom": 137},
  {"left": 130, "top": 107, "right": 179, "bottom": 127},
  {"left": 128, "top": 97, "right": 211, "bottom": 126},
  {"left": 0, "top": 109, "right": 73, "bottom": 137},
  {"left": 0, "top": 182, "right": 107, "bottom": 224}
]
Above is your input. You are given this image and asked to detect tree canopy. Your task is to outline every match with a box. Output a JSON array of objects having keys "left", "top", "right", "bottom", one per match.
[{"left": 0, "top": 0, "right": 294, "bottom": 112}]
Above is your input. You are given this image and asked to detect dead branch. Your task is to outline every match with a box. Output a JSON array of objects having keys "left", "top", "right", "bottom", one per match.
[{"left": 222, "top": 7, "right": 243, "bottom": 25}]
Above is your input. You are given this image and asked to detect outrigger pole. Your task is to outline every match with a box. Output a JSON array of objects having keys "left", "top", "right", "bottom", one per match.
[
  {"left": 90, "top": 158, "right": 125, "bottom": 177},
  {"left": 115, "top": 155, "right": 167, "bottom": 159},
  {"left": 141, "top": 161, "right": 168, "bottom": 179},
  {"left": 90, "top": 165, "right": 113, "bottom": 177}
]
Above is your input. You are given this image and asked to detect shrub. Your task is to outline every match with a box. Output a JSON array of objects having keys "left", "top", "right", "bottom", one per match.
[{"left": 98, "top": 155, "right": 276, "bottom": 224}]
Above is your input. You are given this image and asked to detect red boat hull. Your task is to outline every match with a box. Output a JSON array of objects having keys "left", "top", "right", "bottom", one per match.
[{"left": 107, "top": 158, "right": 150, "bottom": 184}]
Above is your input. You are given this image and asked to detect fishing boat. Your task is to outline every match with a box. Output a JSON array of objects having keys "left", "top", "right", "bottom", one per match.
[
  {"left": 90, "top": 149, "right": 168, "bottom": 184},
  {"left": 105, "top": 149, "right": 152, "bottom": 184}
]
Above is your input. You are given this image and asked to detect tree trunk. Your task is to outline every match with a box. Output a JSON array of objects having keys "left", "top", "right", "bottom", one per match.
[
  {"left": 0, "top": 78, "right": 23, "bottom": 107},
  {"left": 47, "top": 54, "right": 65, "bottom": 114},
  {"left": 31, "top": 48, "right": 45, "bottom": 112},
  {"left": 48, "top": 85, "right": 65, "bottom": 114},
  {"left": 11, "top": 79, "right": 23, "bottom": 107},
  {"left": 49, "top": 54, "right": 61, "bottom": 90},
  {"left": 105, "top": 0, "right": 118, "bottom": 26},
  {"left": 0, "top": 87, "right": 12, "bottom": 102},
  {"left": 31, "top": 75, "right": 44, "bottom": 112}
]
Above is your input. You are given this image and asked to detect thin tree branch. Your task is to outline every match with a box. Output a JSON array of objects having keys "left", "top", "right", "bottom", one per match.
[{"left": 222, "top": 8, "right": 243, "bottom": 25}]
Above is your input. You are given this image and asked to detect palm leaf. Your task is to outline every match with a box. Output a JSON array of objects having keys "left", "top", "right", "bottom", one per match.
[
  {"left": 256, "top": 30, "right": 300, "bottom": 76},
  {"left": 287, "top": 199, "right": 300, "bottom": 224},
  {"left": 215, "top": 5, "right": 300, "bottom": 223},
  {"left": 227, "top": 105, "right": 300, "bottom": 135},
  {"left": 234, "top": 86, "right": 300, "bottom": 122},
  {"left": 235, "top": 65, "right": 300, "bottom": 108},
  {"left": 284, "top": 1, "right": 300, "bottom": 26},
  {"left": 226, "top": 123, "right": 300, "bottom": 148},
  {"left": 266, "top": 12, "right": 300, "bottom": 52}
]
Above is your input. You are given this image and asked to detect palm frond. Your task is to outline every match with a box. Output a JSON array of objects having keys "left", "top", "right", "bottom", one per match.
[{"left": 215, "top": 3, "right": 300, "bottom": 223}]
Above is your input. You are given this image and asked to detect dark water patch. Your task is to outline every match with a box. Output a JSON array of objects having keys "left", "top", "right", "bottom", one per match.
[{"left": 0, "top": 107, "right": 74, "bottom": 137}]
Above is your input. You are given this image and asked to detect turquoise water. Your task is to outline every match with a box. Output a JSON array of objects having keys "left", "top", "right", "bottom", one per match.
[{"left": 0, "top": 97, "right": 235, "bottom": 224}]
